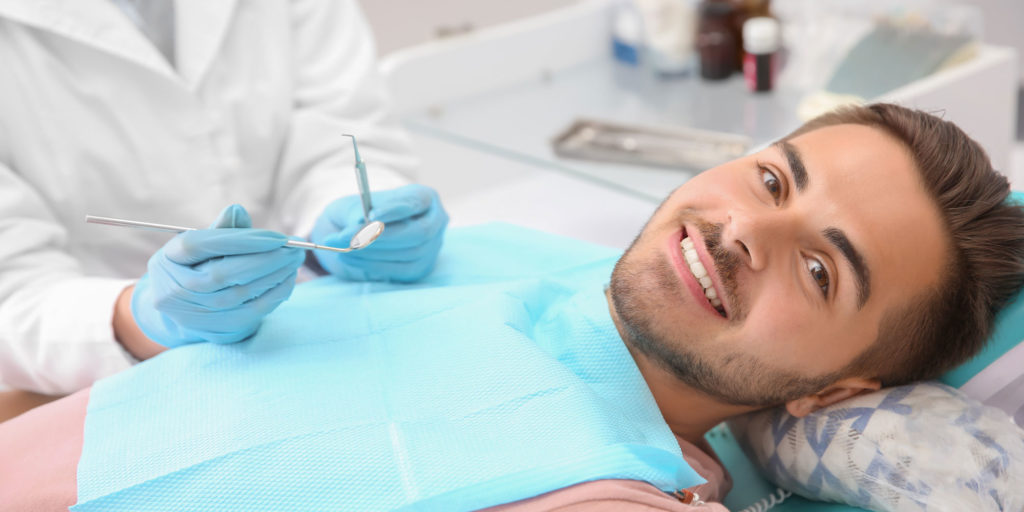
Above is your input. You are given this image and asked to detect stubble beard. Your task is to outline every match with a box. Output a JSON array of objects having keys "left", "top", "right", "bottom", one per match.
[{"left": 609, "top": 213, "right": 838, "bottom": 407}]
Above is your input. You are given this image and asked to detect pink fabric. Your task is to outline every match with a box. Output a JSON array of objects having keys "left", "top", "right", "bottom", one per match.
[
  {"left": 0, "top": 388, "right": 86, "bottom": 512},
  {"left": 483, "top": 437, "right": 733, "bottom": 511},
  {"left": 0, "top": 389, "right": 732, "bottom": 511}
]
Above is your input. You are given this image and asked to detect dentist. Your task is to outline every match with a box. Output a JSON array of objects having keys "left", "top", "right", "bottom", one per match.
[{"left": 0, "top": 0, "right": 447, "bottom": 395}]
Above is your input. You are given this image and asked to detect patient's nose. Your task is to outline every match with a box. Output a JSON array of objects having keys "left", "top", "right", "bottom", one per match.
[{"left": 724, "top": 208, "right": 797, "bottom": 271}]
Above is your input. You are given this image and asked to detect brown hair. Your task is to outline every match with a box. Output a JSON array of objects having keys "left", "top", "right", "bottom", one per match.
[{"left": 784, "top": 103, "right": 1024, "bottom": 386}]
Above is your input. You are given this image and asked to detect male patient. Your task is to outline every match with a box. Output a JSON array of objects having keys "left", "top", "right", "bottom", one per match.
[{"left": 2, "top": 104, "right": 1023, "bottom": 511}]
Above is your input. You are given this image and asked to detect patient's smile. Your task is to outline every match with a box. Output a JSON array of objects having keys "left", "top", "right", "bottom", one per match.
[
  {"left": 679, "top": 231, "right": 726, "bottom": 317},
  {"left": 682, "top": 236, "right": 723, "bottom": 311}
]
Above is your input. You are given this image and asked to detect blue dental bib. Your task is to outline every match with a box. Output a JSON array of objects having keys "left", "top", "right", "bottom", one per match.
[{"left": 75, "top": 224, "right": 702, "bottom": 511}]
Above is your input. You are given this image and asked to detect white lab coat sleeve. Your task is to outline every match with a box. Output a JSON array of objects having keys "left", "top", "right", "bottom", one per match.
[
  {"left": 271, "top": 0, "right": 419, "bottom": 238},
  {"left": 0, "top": 162, "right": 136, "bottom": 394}
]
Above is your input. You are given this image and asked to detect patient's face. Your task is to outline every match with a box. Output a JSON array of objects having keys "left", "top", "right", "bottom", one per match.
[{"left": 610, "top": 124, "right": 948, "bottom": 406}]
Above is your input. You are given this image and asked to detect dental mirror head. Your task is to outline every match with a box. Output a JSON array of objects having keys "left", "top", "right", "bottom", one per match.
[{"left": 349, "top": 220, "right": 384, "bottom": 250}]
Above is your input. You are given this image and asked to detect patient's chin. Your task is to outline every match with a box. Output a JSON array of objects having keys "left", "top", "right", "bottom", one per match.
[{"left": 610, "top": 260, "right": 836, "bottom": 408}]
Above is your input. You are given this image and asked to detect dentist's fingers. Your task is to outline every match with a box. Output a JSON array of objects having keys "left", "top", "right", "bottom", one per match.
[
  {"left": 158, "top": 246, "right": 304, "bottom": 293},
  {"left": 208, "top": 204, "right": 254, "bottom": 229},
  {"left": 172, "top": 263, "right": 302, "bottom": 311},
  {"left": 341, "top": 239, "right": 443, "bottom": 264},
  {"left": 164, "top": 229, "right": 291, "bottom": 266},
  {"left": 367, "top": 184, "right": 438, "bottom": 225},
  {"left": 321, "top": 206, "right": 447, "bottom": 251},
  {"left": 170, "top": 271, "right": 299, "bottom": 344}
]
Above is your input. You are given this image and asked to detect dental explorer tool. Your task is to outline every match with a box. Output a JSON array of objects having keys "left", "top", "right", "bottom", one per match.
[
  {"left": 342, "top": 133, "right": 373, "bottom": 224},
  {"left": 84, "top": 215, "right": 383, "bottom": 253}
]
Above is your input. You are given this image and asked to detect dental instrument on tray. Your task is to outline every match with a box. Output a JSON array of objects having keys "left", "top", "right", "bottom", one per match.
[
  {"left": 551, "top": 119, "right": 750, "bottom": 170},
  {"left": 85, "top": 215, "right": 383, "bottom": 253}
]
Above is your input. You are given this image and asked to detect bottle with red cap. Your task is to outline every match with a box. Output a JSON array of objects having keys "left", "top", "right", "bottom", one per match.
[{"left": 742, "top": 16, "right": 780, "bottom": 92}]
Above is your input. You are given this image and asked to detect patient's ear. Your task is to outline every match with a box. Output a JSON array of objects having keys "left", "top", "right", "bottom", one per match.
[{"left": 784, "top": 377, "right": 881, "bottom": 418}]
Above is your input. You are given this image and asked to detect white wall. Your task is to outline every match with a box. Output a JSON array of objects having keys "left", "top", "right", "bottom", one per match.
[
  {"left": 969, "top": 0, "right": 1024, "bottom": 83},
  {"left": 362, "top": 0, "right": 578, "bottom": 56}
]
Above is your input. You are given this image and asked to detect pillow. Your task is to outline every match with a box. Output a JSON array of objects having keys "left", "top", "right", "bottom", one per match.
[{"left": 728, "top": 381, "right": 1024, "bottom": 512}]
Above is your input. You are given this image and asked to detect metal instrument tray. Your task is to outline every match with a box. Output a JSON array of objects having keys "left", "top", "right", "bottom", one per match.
[{"left": 551, "top": 118, "right": 750, "bottom": 170}]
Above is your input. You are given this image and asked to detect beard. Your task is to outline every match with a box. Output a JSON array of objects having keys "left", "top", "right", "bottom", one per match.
[{"left": 609, "top": 210, "right": 840, "bottom": 407}]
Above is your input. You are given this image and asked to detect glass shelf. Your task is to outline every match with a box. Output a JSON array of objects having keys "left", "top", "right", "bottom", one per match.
[{"left": 403, "top": 57, "right": 809, "bottom": 204}]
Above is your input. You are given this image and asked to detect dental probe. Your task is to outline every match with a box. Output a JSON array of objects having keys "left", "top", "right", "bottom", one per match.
[
  {"left": 342, "top": 133, "right": 373, "bottom": 224},
  {"left": 85, "top": 215, "right": 384, "bottom": 253}
]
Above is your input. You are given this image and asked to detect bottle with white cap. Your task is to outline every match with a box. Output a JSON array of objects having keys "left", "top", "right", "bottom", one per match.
[
  {"left": 611, "top": 0, "right": 644, "bottom": 66},
  {"left": 742, "top": 16, "right": 780, "bottom": 92},
  {"left": 636, "top": 0, "right": 699, "bottom": 77}
]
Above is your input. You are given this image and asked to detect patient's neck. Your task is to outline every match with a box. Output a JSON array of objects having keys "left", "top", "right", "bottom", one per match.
[
  {"left": 625, "top": 346, "right": 756, "bottom": 445},
  {"left": 604, "top": 293, "right": 757, "bottom": 446}
]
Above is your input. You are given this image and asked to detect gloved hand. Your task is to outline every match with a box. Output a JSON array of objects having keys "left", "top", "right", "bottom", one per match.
[
  {"left": 131, "top": 204, "right": 305, "bottom": 348},
  {"left": 311, "top": 184, "right": 448, "bottom": 282}
]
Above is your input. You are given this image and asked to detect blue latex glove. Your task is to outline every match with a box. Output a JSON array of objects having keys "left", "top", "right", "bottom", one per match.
[
  {"left": 131, "top": 204, "right": 305, "bottom": 348},
  {"left": 311, "top": 184, "right": 448, "bottom": 282}
]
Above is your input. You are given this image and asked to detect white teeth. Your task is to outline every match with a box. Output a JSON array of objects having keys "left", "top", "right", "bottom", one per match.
[
  {"left": 681, "top": 235, "right": 726, "bottom": 316},
  {"left": 689, "top": 260, "right": 707, "bottom": 278},
  {"left": 680, "top": 243, "right": 707, "bottom": 277}
]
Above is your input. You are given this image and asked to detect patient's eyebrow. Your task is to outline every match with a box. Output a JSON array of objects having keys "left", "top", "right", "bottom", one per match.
[
  {"left": 775, "top": 140, "right": 868, "bottom": 307},
  {"left": 824, "top": 227, "right": 871, "bottom": 308},
  {"left": 776, "top": 141, "right": 808, "bottom": 191}
]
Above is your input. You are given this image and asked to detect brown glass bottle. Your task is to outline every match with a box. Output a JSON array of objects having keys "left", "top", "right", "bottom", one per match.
[
  {"left": 729, "top": 0, "right": 771, "bottom": 70},
  {"left": 697, "top": 1, "right": 738, "bottom": 80}
]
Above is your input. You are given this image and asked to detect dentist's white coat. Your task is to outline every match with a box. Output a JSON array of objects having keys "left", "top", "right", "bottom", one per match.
[{"left": 0, "top": 0, "right": 414, "bottom": 394}]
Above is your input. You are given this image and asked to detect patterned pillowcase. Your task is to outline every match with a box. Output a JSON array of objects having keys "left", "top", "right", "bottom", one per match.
[{"left": 728, "top": 381, "right": 1024, "bottom": 512}]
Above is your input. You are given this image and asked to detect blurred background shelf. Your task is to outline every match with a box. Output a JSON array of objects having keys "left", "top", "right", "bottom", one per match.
[{"left": 373, "top": 0, "right": 1020, "bottom": 249}]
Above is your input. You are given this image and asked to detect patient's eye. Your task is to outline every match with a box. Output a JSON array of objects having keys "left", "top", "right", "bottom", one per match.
[
  {"left": 806, "top": 258, "right": 830, "bottom": 297},
  {"left": 759, "top": 164, "right": 782, "bottom": 204}
]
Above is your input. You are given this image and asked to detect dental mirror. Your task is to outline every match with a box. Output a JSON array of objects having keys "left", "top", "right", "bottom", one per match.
[{"left": 348, "top": 220, "right": 384, "bottom": 250}]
